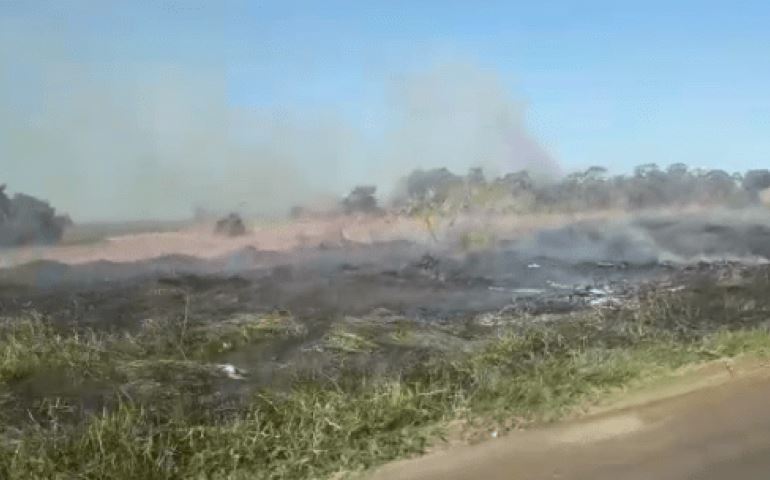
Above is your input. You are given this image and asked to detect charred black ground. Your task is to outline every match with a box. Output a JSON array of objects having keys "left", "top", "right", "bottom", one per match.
[
  {"left": 2, "top": 209, "right": 770, "bottom": 479},
  {"left": 3, "top": 209, "right": 770, "bottom": 317},
  {"left": 0, "top": 209, "right": 768, "bottom": 393}
]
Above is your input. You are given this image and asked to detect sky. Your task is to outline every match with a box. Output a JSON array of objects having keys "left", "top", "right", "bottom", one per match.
[{"left": 2, "top": 1, "right": 770, "bottom": 220}]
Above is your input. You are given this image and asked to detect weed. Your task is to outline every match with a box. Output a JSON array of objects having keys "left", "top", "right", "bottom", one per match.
[{"left": 3, "top": 276, "right": 770, "bottom": 479}]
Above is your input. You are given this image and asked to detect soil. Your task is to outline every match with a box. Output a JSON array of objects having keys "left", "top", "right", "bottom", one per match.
[{"left": 4, "top": 210, "right": 770, "bottom": 479}]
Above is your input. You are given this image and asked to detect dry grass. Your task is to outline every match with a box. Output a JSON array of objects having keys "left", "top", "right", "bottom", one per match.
[{"left": 2, "top": 274, "right": 770, "bottom": 479}]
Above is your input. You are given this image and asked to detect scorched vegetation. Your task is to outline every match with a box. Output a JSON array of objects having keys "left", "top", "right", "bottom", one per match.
[{"left": 1, "top": 267, "right": 770, "bottom": 479}]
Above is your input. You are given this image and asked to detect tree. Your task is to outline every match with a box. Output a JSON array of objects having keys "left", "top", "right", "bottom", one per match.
[
  {"left": 0, "top": 184, "right": 10, "bottom": 222},
  {"left": 584, "top": 166, "right": 608, "bottom": 181},
  {"left": 0, "top": 187, "right": 68, "bottom": 246},
  {"left": 341, "top": 185, "right": 381, "bottom": 214},
  {"left": 666, "top": 163, "right": 689, "bottom": 177},
  {"left": 743, "top": 170, "right": 770, "bottom": 193},
  {"left": 467, "top": 167, "right": 485, "bottom": 185},
  {"left": 634, "top": 163, "right": 660, "bottom": 178},
  {"left": 404, "top": 168, "right": 462, "bottom": 202}
]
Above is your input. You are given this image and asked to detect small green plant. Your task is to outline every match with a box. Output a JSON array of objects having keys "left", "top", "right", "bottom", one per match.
[
  {"left": 3, "top": 276, "right": 770, "bottom": 479},
  {"left": 184, "top": 311, "right": 306, "bottom": 357},
  {"left": 0, "top": 314, "right": 112, "bottom": 382},
  {"left": 324, "top": 328, "right": 378, "bottom": 353}
]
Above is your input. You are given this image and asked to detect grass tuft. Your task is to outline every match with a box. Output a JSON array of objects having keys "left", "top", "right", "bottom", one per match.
[{"left": 3, "top": 276, "right": 770, "bottom": 478}]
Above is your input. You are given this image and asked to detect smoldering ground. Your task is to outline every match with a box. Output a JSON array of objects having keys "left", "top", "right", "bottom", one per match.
[
  {"left": 1, "top": 207, "right": 769, "bottom": 413},
  {"left": 3, "top": 208, "right": 770, "bottom": 318}
]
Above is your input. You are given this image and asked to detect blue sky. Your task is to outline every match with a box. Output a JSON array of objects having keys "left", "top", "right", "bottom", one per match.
[{"left": 2, "top": 1, "right": 770, "bottom": 218}]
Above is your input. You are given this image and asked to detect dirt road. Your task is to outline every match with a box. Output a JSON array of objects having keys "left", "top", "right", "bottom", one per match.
[{"left": 369, "top": 362, "right": 770, "bottom": 480}]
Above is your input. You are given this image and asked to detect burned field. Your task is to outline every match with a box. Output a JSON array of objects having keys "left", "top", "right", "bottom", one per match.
[{"left": 2, "top": 211, "right": 770, "bottom": 479}]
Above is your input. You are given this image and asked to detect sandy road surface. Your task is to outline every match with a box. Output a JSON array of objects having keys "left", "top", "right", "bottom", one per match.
[{"left": 369, "top": 362, "right": 770, "bottom": 480}]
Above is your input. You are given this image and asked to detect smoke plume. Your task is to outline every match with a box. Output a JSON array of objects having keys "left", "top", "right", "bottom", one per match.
[
  {"left": 378, "top": 63, "right": 559, "bottom": 189},
  {"left": 1, "top": 14, "right": 555, "bottom": 221}
]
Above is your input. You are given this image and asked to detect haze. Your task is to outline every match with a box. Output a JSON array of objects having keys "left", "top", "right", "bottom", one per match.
[{"left": 2, "top": 1, "right": 769, "bottom": 221}]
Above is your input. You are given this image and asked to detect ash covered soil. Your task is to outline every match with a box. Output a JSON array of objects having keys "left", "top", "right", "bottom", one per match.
[
  {"left": 4, "top": 208, "right": 770, "bottom": 310},
  {"left": 2, "top": 210, "right": 770, "bottom": 386},
  {"left": 3, "top": 209, "right": 770, "bottom": 479}
]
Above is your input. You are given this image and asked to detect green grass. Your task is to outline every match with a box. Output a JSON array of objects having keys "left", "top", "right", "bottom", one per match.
[
  {"left": 323, "top": 328, "right": 378, "bottom": 354},
  {"left": 182, "top": 311, "right": 306, "bottom": 358},
  {"left": 2, "top": 279, "right": 770, "bottom": 479},
  {"left": 0, "top": 314, "right": 111, "bottom": 383}
]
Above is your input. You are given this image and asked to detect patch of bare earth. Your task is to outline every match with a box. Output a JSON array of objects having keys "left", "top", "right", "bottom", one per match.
[{"left": 0, "top": 208, "right": 694, "bottom": 268}]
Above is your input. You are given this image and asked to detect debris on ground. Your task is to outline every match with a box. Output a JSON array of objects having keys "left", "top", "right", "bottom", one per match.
[
  {"left": 487, "top": 280, "right": 639, "bottom": 316},
  {"left": 414, "top": 253, "right": 440, "bottom": 271},
  {"left": 217, "top": 363, "right": 247, "bottom": 380},
  {"left": 214, "top": 213, "right": 247, "bottom": 237},
  {"left": 595, "top": 261, "right": 629, "bottom": 269},
  {"left": 407, "top": 253, "right": 443, "bottom": 280}
]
